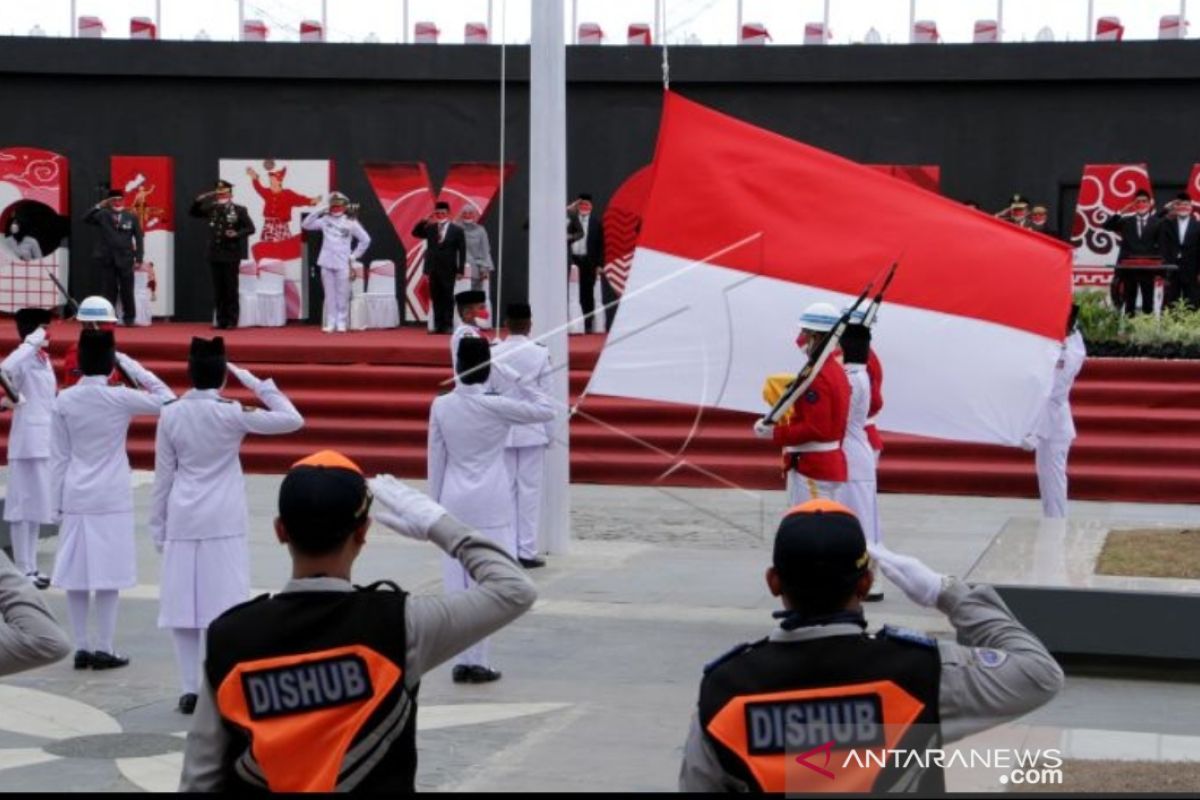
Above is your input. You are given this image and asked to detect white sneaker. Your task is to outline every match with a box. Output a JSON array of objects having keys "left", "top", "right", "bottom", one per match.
[
  {"left": 335, "top": 324, "right": 347, "bottom": 333},
  {"left": 322, "top": 324, "right": 334, "bottom": 333}
]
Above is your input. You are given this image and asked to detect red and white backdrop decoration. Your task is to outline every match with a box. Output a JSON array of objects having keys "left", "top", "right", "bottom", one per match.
[
  {"left": 362, "top": 162, "right": 514, "bottom": 326},
  {"left": 111, "top": 156, "right": 174, "bottom": 317},
  {"left": 1070, "top": 163, "right": 1152, "bottom": 289},
  {"left": 0, "top": 147, "right": 69, "bottom": 313},
  {"left": 219, "top": 158, "right": 332, "bottom": 320}
]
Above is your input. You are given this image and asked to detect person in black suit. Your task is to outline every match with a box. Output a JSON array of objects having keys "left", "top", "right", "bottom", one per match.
[
  {"left": 1101, "top": 189, "right": 1162, "bottom": 315},
  {"left": 1159, "top": 193, "right": 1200, "bottom": 309},
  {"left": 567, "top": 193, "right": 616, "bottom": 332},
  {"left": 189, "top": 180, "right": 256, "bottom": 329},
  {"left": 412, "top": 201, "right": 466, "bottom": 334},
  {"left": 84, "top": 189, "right": 144, "bottom": 327}
]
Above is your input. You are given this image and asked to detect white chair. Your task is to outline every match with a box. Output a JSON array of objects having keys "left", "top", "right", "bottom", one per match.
[
  {"left": 255, "top": 261, "right": 287, "bottom": 327},
  {"left": 348, "top": 263, "right": 368, "bottom": 330},
  {"left": 363, "top": 260, "right": 400, "bottom": 329},
  {"left": 132, "top": 269, "right": 153, "bottom": 326},
  {"left": 237, "top": 260, "right": 259, "bottom": 328}
]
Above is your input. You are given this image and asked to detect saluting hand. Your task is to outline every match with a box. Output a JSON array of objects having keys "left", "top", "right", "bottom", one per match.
[
  {"left": 868, "top": 544, "right": 945, "bottom": 608},
  {"left": 227, "top": 363, "right": 264, "bottom": 392},
  {"left": 368, "top": 475, "right": 446, "bottom": 541}
]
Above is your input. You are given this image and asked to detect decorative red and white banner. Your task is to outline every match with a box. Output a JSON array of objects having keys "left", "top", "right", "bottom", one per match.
[
  {"left": 220, "top": 158, "right": 332, "bottom": 320},
  {"left": 589, "top": 92, "right": 1073, "bottom": 447},
  {"left": 111, "top": 156, "right": 173, "bottom": 319},
  {"left": 1071, "top": 163, "right": 1151, "bottom": 266},
  {"left": 0, "top": 147, "right": 70, "bottom": 314},
  {"left": 362, "top": 162, "right": 514, "bottom": 325}
]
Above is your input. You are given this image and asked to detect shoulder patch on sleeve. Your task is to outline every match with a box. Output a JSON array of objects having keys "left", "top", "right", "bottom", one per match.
[
  {"left": 804, "top": 389, "right": 820, "bottom": 404},
  {"left": 879, "top": 625, "right": 938, "bottom": 650},
  {"left": 703, "top": 637, "right": 768, "bottom": 675},
  {"left": 973, "top": 647, "right": 1009, "bottom": 668}
]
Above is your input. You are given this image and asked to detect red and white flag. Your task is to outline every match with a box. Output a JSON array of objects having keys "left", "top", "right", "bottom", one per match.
[{"left": 588, "top": 93, "right": 1074, "bottom": 446}]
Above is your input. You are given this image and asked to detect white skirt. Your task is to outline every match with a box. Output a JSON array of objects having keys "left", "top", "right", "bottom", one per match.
[
  {"left": 51, "top": 512, "right": 136, "bottom": 591},
  {"left": 158, "top": 536, "right": 250, "bottom": 629},
  {"left": 4, "top": 457, "right": 54, "bottom": 524}
]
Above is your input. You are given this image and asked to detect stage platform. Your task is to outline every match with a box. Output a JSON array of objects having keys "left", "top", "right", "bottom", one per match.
[{"left": 0, "top": 320, "right": 1195, "bottom": 503}]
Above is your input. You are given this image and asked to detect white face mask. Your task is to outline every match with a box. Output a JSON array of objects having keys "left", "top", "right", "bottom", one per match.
[{"left": 8, "top": 223, "right": 17, "bottom": 235}]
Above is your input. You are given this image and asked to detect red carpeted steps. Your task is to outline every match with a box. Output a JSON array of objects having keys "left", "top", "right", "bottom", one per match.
[{"left": 1, "top": 322, "right": 1197, "bottom": 503}]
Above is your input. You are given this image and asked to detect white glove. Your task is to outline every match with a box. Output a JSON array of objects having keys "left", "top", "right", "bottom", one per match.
[
  {"left": 227, "top": 363, "right": 264, "bottom": 393},
  {"left": 753, "top": 419, "right": 775, "bottom": 439},
  {"left": 367, "top": 474, "right": 446, "bottom": 541},
  {"left": 868, "top": 544, "right": 945, "bottom": 608},
  {"left": 1020, "top": 434, "right": 1038, "bottom": 452},
  {"left": 0, "top": 396, "right": 13, "bottom": 411},
  {"left": 24, "top": 327, "right": 47, "bottom": 349}
]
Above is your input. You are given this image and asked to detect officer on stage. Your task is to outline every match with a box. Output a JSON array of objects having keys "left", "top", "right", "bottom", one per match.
[
  {"left": 179, "top": 451, "right": 538, "bottom": 791},
  {"left": 189, "top": 180, "right": 255, "bottom": 330},
  {"left": 491, "top": 303, "right": 555, "bottom": 568},
  {"left": 84, "top": 189, "right": 143, "bottom": 327},
  {"left": 1101, "top": 189, "right": 1162, "bottom": 315},
  {"left": 301, "top": 191, "right": 371, "bottom": 333},
  {"left": 679, "top": 500, "right": 1064, "bottom": 793},
  {"left": 755, "top": 302, "right": 851, "bottom": 504}
]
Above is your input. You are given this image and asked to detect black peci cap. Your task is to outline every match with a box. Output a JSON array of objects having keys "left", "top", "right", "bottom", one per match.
[
  {"left": 455, "top": 290, "right": 486, "bottom": 306},
  {"left": 506, "top": 302, "right": 532, "bottom": 321},
  {"left": 14, "top": 307, "right": 51, "bottom": 340}
]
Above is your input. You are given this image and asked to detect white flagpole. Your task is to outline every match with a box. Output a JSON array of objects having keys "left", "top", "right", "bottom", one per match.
[
  {"left": 488, "top": 0, "right": 494, "bottom": 41},
  {"left": 1086, "top": 0, "right": 1095, "bottom": 40},
  {"left": 155, "top": 0, "right": 162, "bottom": 37},
  {"left": 70, "top": 0, "right": 76, "bottom": 36},
  {"left": 1183, "top": 0, "right": 1189, "bottom": 37},
  {"left": 529, "top": 0, "right": 570, "bottom": 554},
  {"left": 654, "top": 0, "right": 662, "bottom": 44},
  {"left": 823, "top": 0, "right": 831, "bottom": 40},
  {"left": 996, "top": 0, "right": 1003, "bottom": 41},
  {"left": 908, "top": 0, "right": 916, "bottom": 42},
  {"left": 321, "top": 0, "right": 327, "bottom": 38},
  {"left": 237, "top": 0, "right": 245, "bottom": 40},
  {"left": 571, "top": 0, "right": 578, "bottom": 44},
  {"left": 736, "top": 0, "right": 743, "bottom": 41},
  {"left": 403, "top": 0, "right": 410, "bottom": 43}
]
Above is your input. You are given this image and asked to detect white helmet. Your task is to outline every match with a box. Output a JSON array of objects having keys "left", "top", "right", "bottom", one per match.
[
  {"left": 798, "top": 302, "right": 841, "bottom": 333},
  {"left": 77, "top": 296, "right": 117, "bottom": 324}
]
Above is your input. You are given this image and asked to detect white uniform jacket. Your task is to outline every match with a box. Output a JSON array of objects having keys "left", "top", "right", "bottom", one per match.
[
  {"left": 1, "top": 332, "right": 56, "bottom": 459},
  {"left": 301, "top": 208, "right": 370, "bottom": 271},
  {"left": 149, "top": 380, "right": 303, "bottom": 546},
  {"left": 841, "top": 363, "right": 875, "bottom": 482},
  {"left": 427, "top": 379, "right": 555, "bottom": 529},
  {"left": 50, "top": 355, "right": 175, "bottom": 516},
  {"left": 490, "top": 335, "right": 554, "bottom": 448},
  {"left": 449, "top": 323, "right": 481, "bottom": 369},
  {"left": 1033, "top": 331, "right": 1086, "bottom": 443}
]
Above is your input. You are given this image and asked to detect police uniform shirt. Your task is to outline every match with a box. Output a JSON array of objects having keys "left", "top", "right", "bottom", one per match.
[
  {"left": 679, "top": 579, "right": 1065, "bottom": 792},
  {"left": 179, "top": 515, "right": 538, "bottom": 791}
]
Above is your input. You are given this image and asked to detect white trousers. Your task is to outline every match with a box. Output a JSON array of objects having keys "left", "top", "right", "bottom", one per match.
[
  {"left": 1036, "top": 437, "right": 1071, "bottom": 519},
  {"left": 8, "top": 521, "right": 40, "bottom": 575},
  {"left": 786, "top": 472, "right": 843, "bottom": 506},
  {"left": 65, "top": 589, "right": 120, "bottom": 653},
  {"left": 836, "top": 480, "right": 881, "bottom": 546},
  {"left": 170, "top": 627, "right": 204, "bottom": 695},
  {"left": 442, "top": 521, "right": 515, "bottom": 668},
  {"left": 321, "top": 267, "right": 350, "bottom": 329},
  {"left": 505, "top": 446, "right": 545, "bottom": 559}
]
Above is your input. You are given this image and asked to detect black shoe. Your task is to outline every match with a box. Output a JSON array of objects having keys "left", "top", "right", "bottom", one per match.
[
  {"left": 465, "top": 665, "right": 502, "bottom": 683},
  {"left": 519, "top": 556, "right": 546, "bottom": 569},
  {"left": 90, "top": 651, "right": 131, "bottom": 670},
  {"left": 177, "top": 693, "right": 198, "bottom": 715},
  {"left": 451, "top": 665, "right": 472, "bottom": 684},
  {"left": 865, "top": 592, "right": 885, "bottom": 603},
  {"left": 73, "top": 650, "right": 93, "bottom": 670},
  {"left": 26, "top": 571, "right": 50, "bottom": 590}
]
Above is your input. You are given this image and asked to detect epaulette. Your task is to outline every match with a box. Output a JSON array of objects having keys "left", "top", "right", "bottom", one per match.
[
  {"left": 212, "top": 592, "right": 271, "bottom": 622},
  {"left": 878, "top": 625, "right": 938, "bottom": 649},
  {"left": 703, "top": 637, "right": 769, "bottom": 675}
]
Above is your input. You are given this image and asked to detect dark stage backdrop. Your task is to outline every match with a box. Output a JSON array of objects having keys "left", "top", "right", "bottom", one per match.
[{"left": 2, "top": 36, "right": 1200, "bottom": 321}]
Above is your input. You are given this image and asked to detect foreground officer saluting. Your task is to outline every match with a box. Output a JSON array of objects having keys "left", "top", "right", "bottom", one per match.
[
  {"left": 679, "top": 500, "right": 1064, "bottom": 793},
  {"left": 179, "top": 450, "right": 537, "bottom": 792}
]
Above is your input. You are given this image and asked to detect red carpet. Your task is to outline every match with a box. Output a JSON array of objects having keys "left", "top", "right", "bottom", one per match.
[{"left": 3, "top": 322, "right": 1198, "bottom": 503}]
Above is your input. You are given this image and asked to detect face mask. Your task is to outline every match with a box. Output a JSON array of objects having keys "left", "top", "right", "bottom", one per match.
[
  {"left": 111, "top": 204, "right": 125, "bottom": 213},
  {"left": 331, "top": 208, "right": 345, "bottom": 216},
  {"left": 8, "top": 224, "right": 17, "bottom": 235},
  {"left": 217, "top": 196, "right": 231, "bottom": 205}
]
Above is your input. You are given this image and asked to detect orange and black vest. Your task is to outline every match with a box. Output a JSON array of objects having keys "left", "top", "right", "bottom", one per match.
[
  {"left": 204, "top": 581, "right": 416, "bottom": 793},
  {"left": 698, "top": 623, "right": 943, "bottom": 794}
]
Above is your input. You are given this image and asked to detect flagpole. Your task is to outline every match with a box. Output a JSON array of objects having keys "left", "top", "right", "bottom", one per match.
[
  {"left": 996, "top": 0, "right": 1004, "bottom": 41},
  {"left": 155, "top": 0, "right": 162, "bottom": 37},
  {"left": 908, "top": 0, "right": 916, "bottom": 42},
  {"left": 529, "top": 0, "right": 570, "bottom": 554},
  {"left": 402, "top": 0, "right": 410, "bottom": 43},
  {"left": 321, "top": 0, "right": 327, "bottom": 38},
  {"left": 1086, "top": 0, "right": 1094, "bottom": 40},
  {"left": 70, "top": 0, "right": 76, "bottom": 36},
  {"left": 654, "top": 0, "right": 662, "bottom": 44},
  {"left": 823, "top": 0, "right": 831, "bottom": 40},
  {"left": 237, "top": 0, "right": 244, "bottom": 40},
  {"left": 570, "top": 0, "right": 578, "bottom": 44},
  {"left": 1183, "top": 0, "right": 1189, "bottom": 36},
  {"left": 736, "top": 0, "right": 743, "bottom": 41}
]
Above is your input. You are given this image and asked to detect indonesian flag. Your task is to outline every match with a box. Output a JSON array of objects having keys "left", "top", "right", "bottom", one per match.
[{"left": 588, "top": 93, "right": 1074, "bottom": 446}]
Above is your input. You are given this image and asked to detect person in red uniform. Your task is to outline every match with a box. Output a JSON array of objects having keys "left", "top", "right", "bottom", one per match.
[
  {"left": 755, "top": 302, "right": 850, "bottom": 505},
  {"left": 246, "top": 161, "right": 320, "bottom": 243}
]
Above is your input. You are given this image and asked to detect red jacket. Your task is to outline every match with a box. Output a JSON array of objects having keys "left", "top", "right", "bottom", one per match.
[
  {"left": 62, "top": 342, "right": 121, "bottom": 387},
  {"left": 772, "top": 358, "right": 850, "bottom": 482},
  {"left": 865, "top": 349, "right": 884, "bottom": 452}
]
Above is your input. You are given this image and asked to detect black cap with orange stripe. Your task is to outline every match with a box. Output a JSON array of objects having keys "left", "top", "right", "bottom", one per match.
[
  {"left": 278, "top": 450, "right": 373, "bottom": 556},
  {"left": 773, "top": 499, "right": 869, "bottom": 586}
]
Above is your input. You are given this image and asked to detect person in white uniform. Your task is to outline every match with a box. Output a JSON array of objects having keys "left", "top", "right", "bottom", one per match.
[
  {"left": 2, "top": 309, "right": 57, "bottom": 588},
  {"left": 149, "top": 337, "right": 304, "bottom": 714},
  {"left": 490, "top": 303, "right": 554, "bottom": 569},
  {"left": 449, "top": 290, "right": 486, "bottom": 369},
  {"left": 301, "top": 192, "right": 371, "bottom": 334},
  {"left": 50, "top": 328, "right": 175, "bottom": 670},
  {"left": 834, "top": 315, "right": 883, "bottom": 601},
  {"left": 1025, "top": 306, "right": 1087, "bottom": 519},
  {"left": 428, "top": 336, "right": 555, "bottom": 683}
]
